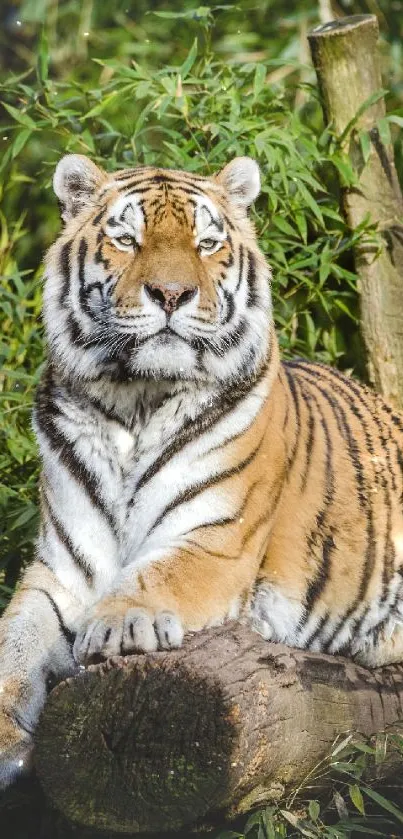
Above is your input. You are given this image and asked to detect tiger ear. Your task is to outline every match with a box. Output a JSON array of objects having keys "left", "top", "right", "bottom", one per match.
[
  {"left": 53, "top": 154, "right": 107, "bottom": 223},
  {"left": 215, "top": 157, "right": 260, "bottom": 209}
]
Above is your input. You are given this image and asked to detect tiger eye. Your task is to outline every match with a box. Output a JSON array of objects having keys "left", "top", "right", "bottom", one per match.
[
  {"left": 116, "top": 234, "right": 136, "bottom": 247},
  {"left": 200, "top": 238, "right": 219, "bottom": 252}
]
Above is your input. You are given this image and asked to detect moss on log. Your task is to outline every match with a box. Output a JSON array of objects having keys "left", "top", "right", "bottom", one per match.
[
  {"left": 309, "top": 15, "right": 403, "bottom": 410},
  {"left": 34, "top": 624, "right": 403, "bottom": 834}
]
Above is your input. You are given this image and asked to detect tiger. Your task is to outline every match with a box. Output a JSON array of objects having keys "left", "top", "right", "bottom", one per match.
[{"left": 1, "top": 152, "right": 403, "bottom": 790}]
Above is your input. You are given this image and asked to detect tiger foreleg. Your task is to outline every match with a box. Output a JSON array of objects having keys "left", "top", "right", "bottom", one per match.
[
  {"left": 0, "top": 561, "right": 82, "bottom": 789},
  {"left": 74, "top": 545, "right": 252, "bottom": 664}
]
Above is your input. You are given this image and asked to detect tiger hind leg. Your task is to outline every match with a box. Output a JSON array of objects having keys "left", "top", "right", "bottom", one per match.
[
  {"left": 352, "top": 621, "right": 403, "bottom": 668},
  {"left": 0, "top": 561, "right": 84, "bottom": 789}
]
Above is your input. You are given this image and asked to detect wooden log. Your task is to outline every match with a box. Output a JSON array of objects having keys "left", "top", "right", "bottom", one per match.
[
  {"left": 308, "top": 15, "right": 403, "bottom": 411},
  {"left": 34, "top": 624, "right": 403, "bottom": 834}
]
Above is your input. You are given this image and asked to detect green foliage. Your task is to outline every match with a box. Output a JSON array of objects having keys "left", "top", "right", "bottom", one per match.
[
  {"left": 1, "top": 5, "right": 376, "bottom": 597},
  {"left": 213, "top": 732, "right": 403, "bottom": 838},
  {"left": 0, "top": 213, "right": 42, "bottom": 606}
]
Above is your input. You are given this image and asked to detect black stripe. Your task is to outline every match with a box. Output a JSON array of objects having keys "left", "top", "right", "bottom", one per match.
[
  {"left": 304, "top": 534, "right": 335, "bottom": 615},
  {"left": 222, "top": 289, "right": 235, "bottom": 324},
  {"left": 246, "top": 249, "right": 259, "bottom": 307},
  {"left": 288, "top": 362, "right": 368, "bottom": 507},
  {"left": 118, "top": 171, "right": 210, "bottom": 190},
  {"left": 244, "top": 474, "right": 284, "bottom": 551},
  {"left": 381, "top": 488, "right": 395, "bottom": 602},
  {"left": 290, "top": 362, "right": 377, "bottom": 634},
  {"left": 131, "top": 361, "right": 269, "bottom": 499},
  {"left": 222, "top": 212, "right": 235, "bottom": 231},
  {"left": 59, "top": 239, "right": 73, "bottom": 306},
  {"left": 34, "top": 589, "right": 75, "bottom": 648},
  {"left": 300, "top": 387, "right": 315, "bottom": 492},
  {"left": 303, "top": 611, "right": 330, "bottom": 649},
  {"left": 297, "top": 385, "right": 335, "bottom": 624},
  {"left": 283, "top": 366, "right": 301, "bottom": 471},
  {"left": 35, "top": 371, "right": 118, "bottom": 534},
  {"left": 42, "top": 490, "right": 94, "bottom": 584},
  {"left": 58, "top": 238, "right": 106, "bottom": 350},
  {"left": 292, "top": 361, "right": 398, "bottom": 493},
  {"left": 234, "top": 244, "right": 244, "bottom": 293},
  {"left": 78, "top": 237, "right": 89, "bottom": 313},
  {"left": 123, "top": 183, "right": 209, "bottom": 201},
  {"left": 186, "top": 477, "right": 265, "bottom": 540},
  {"left": 289, "top": 361, "right": 398, "bottom": 609},
  {"left": 92, "top": 205, "right": 108, "bottom": 226},
  {"left": 146, "top": 435, "right": 265, "bottom": 541},
  {"left": 79, "top": 390, "right": 132, "bottom": 430}
]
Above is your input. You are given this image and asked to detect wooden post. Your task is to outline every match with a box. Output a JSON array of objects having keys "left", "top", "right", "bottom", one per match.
[
  {"left": 34, "top": 625, "right": 403, "bottom": 834},
  {"left": 309, "top": 15, "right": 403, "bottom": 411}
]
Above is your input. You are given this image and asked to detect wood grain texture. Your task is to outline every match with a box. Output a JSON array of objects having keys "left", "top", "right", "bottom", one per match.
[
  {"left": 34, "top": 624, "right": 403, "bottom": 834},
  {"left": 309, "top": 15, "right": 403, "bottom": 410}
]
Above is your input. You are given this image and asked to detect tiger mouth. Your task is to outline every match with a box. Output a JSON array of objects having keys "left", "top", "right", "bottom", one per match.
[{"left": 109, "top": 326, "right": 192, "bottom": 366}]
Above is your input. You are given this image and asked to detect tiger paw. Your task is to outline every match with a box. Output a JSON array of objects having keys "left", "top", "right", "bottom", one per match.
[
  {"left": 73, "top": 607, "right": 184, "bottom": 665},
  {"left": 0, "top": 686, "right": 34, "bottom": 790}
]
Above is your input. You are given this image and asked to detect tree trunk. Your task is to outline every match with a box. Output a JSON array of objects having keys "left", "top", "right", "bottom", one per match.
[
  {"left": 34, "top": 624, "right": 403, "bottom": 834},
  {"left": 308, "top": 15, "right": 403, "bottom": 411}
]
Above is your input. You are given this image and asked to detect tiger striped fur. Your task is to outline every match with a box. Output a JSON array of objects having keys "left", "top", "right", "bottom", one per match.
[{"left": 1, "top": 154, "right": 403, "bottom": 789}]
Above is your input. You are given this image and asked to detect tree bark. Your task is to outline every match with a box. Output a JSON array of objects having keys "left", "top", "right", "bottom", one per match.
[
  {"left": 34, "top": 624, "right": 403, "bottom": 835},
  {"left": 309, "top": 15, "right": 403, "bottom": 411}
]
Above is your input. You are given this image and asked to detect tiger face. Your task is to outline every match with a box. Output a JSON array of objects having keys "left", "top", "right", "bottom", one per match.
[{"left": 45, "top": 155, "right": 272, "bottom": 384}]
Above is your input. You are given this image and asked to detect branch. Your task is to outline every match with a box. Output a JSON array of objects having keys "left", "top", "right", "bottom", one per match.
[{"left": 34, "top": 624, "right": 403, "bottom": 834}]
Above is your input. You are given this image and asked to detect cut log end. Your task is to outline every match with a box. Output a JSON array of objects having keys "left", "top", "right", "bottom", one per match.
[
  {"left": 34, "top": 625, "right": 403, "bottom": 834},
  {"left": 309, "top": 14, "right": 377, "bottom": 38},
  {"left": 35, "top": 658, "right": 235, "bottom": 833}
]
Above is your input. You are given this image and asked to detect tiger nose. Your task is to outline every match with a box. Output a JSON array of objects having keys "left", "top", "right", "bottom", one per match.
[{"left": 144, "top": 282, "right": 197, "bottom": 315}]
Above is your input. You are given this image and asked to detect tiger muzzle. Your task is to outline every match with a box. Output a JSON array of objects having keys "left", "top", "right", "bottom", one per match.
[{"left": 144, "top": 282, "right": 197, "bottom": 315}]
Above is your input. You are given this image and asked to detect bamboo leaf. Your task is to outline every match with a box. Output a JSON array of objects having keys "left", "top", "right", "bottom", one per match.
[
  {"left": 359, "top": 130, "right": 371, "bottom": 164},
  {"left": 2, "top": 103, "right": 36, "bottom": 129},
  {"left": 349, "top": 783, "right": 365, "bottom": 815}
]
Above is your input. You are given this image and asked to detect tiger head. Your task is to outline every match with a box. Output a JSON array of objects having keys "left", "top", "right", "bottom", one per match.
[{"left": 45, "top": 154, "right": 273, "bottom": 386}]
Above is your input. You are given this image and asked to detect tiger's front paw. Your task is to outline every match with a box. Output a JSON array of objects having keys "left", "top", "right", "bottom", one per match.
[
  {"left": 0, "top": 683, "right": 34, "bottom": 790},
  {"left": 73, "top": 607, "right": 184, "bottom": 665}
]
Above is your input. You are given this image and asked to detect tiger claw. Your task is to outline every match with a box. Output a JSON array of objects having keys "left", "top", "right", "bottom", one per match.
[{"left": 73, "top": 607, "right": 184, "bottom": 664}]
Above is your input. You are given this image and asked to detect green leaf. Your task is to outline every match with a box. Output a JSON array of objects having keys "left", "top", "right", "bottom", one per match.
[
  {"left": 180, "top": 39, "right": 198, "bottom": 78},
  {"left": 331, "top": 154, "right": 356, "bottom": 186},
  {"left": 253, "top": 65, "right": 267, "bottom": 100},
  {"left": 377, "top": 116, "right": 391, "bottom": 147},
  {"left": 152, "top": 6, "right": 212, "bottom": 20},
  {"left": 11, "top": 128, "right": 33, "bottom": 159},
  {"left": 244, "top": 811, "right": 263, "bottom": 830},
  {"left": 280, "top": 811, "right": 317, "bottom": 838},
  {"left": 9, "top": 505, "right": 38, "bottom": 531},
  {"left": 339, "top": 88, "right": 389, "bottom": 143},
  {"left": 37, "top": 28, "right": 49, "bottom": 85},
  {"left": 297, "top": 181, "right": 324, "bottom": 225},
  {"left": 386, "top": 114, "right": 403, "bottom": 128},
  {"left": 362, "top": 785, "right": 403, "bottom": 823},
  {"left": 308, "top": 800, "right": 320, "bottom": 821},
  {"left": 1, "top": 103, "right": 36, "bottom": 129},
  {"left": 294, "top": 211, "right": 307, "bottom": 243},
  {"left": 359, "top": 130, "right": 371, "bottom": 164},
  {"left": 272, "top": 216, "right": 297, "bottom": 236},
  {"left": 214, "top": 832, "right": 243, "bottom": 839},
  {"left": 349, "top": 783, "right": 365, "bottom": 815}
]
